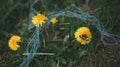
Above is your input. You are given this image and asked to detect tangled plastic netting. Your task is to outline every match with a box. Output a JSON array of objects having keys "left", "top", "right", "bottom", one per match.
[
  {"left": 19, "top": 27, "right": 40, "bottom": 67},
  {"left": 19, "top": 0, "right": 120, "bottom": 67}
]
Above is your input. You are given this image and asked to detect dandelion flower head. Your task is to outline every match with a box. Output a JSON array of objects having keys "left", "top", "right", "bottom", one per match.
[
  {"left": 8, "top": 35, "right": 21, "bottom": 51},
  {"left": 51, "top": 17, "right": 58, "bottom": 25},
  {"left": 32, "top": 13, "right": 47, "bottom": 27},
  {"left": 74, "top": 27, "right": 92, "bottom": 45}
]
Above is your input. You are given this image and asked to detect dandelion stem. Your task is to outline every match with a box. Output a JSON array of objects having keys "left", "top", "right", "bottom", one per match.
[{"left": 22, "top": 53, "right": 55, "bottom": 55}]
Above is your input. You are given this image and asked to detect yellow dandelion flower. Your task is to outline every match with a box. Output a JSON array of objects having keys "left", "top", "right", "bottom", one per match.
[
  {"left": 74, "top": 27, "right": 92, "bottom": 45},
  {"left": 50, "top": 17, "right": 58, "bottom": 25},
  {"left": 32, "top": 13, "right": 47, "bottom": 27},
  {"left": 8, "top": 35, "right": 21, "bottom": 51}
]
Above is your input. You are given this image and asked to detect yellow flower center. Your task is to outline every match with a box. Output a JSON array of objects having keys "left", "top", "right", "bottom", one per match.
[
  {"left": 74, "top": 27, "right": 92, "bottom": 45},
  {"left": 32, "top": 14, "right": 47, "bottom": 27},
  {"left": 51, "top": 17, "right": 58, "bottom": 25},
  {"left": 8, "top": 35, "right": 21, "bottom": 51}
]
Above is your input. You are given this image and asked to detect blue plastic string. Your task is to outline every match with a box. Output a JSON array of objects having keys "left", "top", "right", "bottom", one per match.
[
  {"left": 50, "top": 5, "right": 120, "bottom": 46},
  {"left": 20, "top": 2, "right": 120, "bottom": 67},
  {"left": 19, "top": 27, "right": 40, "bottom": 67}
]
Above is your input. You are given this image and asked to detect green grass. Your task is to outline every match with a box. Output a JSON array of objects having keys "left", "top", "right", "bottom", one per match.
[{"left": 0, "top": 0, "right": 120, "bottom": 67}]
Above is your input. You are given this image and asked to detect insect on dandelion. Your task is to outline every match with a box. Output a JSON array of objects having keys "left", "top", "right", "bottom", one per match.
[
  {"left": 74, "top": 27, "right": 92, "bottom": 45},
  {"left": 8, "top": 35, "right": 21, "bottom": 51},
  {"left": 32, "top": 13, "right": 47, "bottom": 27},
  {"left": 50, "top": 17, "right": 58, "bottom": 25}
]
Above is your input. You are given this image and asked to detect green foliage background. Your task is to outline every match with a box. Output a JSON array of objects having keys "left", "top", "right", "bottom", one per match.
[{"left": 0, "top": 0, "right": 120, "bottom": 67}]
